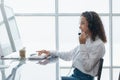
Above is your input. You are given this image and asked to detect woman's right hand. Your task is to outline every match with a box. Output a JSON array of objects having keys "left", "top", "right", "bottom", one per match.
[
  {"left": 36, "top": 50, "right": 50, "bottom": 56},
  {"left": 79, "top": 32, "right": 87, "bottom": 44}
]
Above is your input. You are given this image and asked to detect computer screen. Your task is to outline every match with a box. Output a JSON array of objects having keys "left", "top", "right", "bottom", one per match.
[
  {"left": 0, "top": 4, "right": 22, "bottom": 57},
  {"left": 0, "top": 5, "right": 22, "bottom": 52},
  {"left": 0, "top": 7, "right": 12, "bottom": 56}
]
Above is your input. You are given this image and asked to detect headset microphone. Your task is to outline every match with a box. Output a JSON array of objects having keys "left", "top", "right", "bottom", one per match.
[{"left": 78, "top": 33, "right": 81, "bottom": 35}]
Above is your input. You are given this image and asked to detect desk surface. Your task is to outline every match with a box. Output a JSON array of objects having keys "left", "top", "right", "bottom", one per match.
[{"left": 0, "top": 52, "right": 60, "bottom": 80}]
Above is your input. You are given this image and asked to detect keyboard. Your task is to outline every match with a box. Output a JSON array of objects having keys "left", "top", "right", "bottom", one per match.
[{"left": 28, "top": 54, "right": 47, "bottom": 60}]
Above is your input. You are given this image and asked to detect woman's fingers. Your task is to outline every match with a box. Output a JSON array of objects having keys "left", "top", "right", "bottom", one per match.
[
  {"left": 36, "top": 50, "right": 48, "bottom": 56},
  {"left": 36, "top": 50, "right": 43, "bottom": 55}
]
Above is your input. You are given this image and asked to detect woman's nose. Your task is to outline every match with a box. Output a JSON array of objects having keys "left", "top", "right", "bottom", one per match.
[{"left": 79, "top": 26, "right": 81, "bottom": 29}]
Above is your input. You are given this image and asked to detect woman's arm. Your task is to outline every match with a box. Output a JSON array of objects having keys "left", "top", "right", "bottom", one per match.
[{"left": 50, "top": 46, "right": 79, "bottom": 61}]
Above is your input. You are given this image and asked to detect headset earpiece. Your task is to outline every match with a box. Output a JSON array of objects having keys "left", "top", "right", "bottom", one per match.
[{"left": 88, "top": 12, "right": 93, "bottom": 30}]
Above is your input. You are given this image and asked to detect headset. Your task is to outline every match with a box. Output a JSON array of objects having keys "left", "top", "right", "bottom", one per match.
[
  {"left": 82, "top": 11, "right": 94, "bottom": 31},
  {"left": 87, "top": 12, "right": 94, "bottom": 30}
]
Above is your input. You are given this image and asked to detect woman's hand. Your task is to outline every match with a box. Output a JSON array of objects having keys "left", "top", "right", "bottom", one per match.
[
  {"left": 79, "top": 32, "right": 88, "bottom": 44},
  {"left": 36, "top": 50, "right": 50, "bottom": 56}
]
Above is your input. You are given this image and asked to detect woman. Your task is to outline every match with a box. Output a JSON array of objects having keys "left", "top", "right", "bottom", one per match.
[{"left": 37, "top": 11, "right": 107, "bottom": 80}]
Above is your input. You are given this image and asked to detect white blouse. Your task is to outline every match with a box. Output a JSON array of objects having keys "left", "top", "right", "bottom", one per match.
[{"left": 50, "top": 37, "right": 105, "bottom": 76}]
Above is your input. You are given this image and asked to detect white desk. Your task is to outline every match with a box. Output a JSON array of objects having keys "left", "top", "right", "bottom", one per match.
[{"left": 0, "top": 52, "right": 60, "bottom": 80}]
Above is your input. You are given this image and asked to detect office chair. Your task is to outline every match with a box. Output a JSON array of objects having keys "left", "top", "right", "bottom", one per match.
[{"left": 97, "top": 58, "right": 104, "bottom": 80}]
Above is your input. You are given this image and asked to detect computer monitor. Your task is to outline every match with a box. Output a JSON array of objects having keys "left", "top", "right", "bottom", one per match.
[
  {"left": 0, "top": 4, "right": 22, "bottom": 53},
  {"left": 0, "top": 4, "right": 23, "bottom": 73},
  {"left": 0, "top": 7, "right": 12, "bottom": 56}
]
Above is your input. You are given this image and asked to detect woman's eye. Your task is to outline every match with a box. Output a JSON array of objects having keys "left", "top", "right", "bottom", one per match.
[{"left": 81, "top": 22, "right": 85, "bottom": 24}]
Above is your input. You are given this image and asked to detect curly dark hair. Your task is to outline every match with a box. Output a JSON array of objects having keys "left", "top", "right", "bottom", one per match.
[{"left": 81, "top": 11, "right": 107, "bottom": 43}]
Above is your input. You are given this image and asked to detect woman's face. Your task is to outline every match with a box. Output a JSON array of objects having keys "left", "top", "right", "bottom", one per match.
[{"left": 79, "top": 16, "right": 89, "bottom": 34}]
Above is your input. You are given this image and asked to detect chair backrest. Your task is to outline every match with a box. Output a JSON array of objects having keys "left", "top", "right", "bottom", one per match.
[
  {"left": 97, "top": 58, "right": 104, "bottom": 80},
  {"left": 118, "top": 72, "right": 120, "bottom": 80}
]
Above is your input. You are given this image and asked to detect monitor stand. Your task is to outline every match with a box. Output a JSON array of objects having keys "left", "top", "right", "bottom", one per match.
[{"left": 0, "top": 65, "right": 8, "bottom": 80}]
